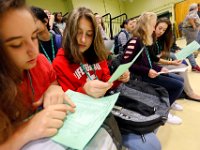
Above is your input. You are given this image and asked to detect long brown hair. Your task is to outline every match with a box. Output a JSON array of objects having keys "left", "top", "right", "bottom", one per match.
[
  {"left": 0, "top": 0, "right": 30, "bottom": 143},
  {"left": 156, "top": 17, "right": 173, "bottom": 59},
  {"left": 62, "top": 7, "right": 107, "bottom": 64}
]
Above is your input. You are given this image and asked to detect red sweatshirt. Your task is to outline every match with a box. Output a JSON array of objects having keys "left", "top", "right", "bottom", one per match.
[
  {"left": 20, "top": 54, "right": 56, "bottom": 105},
  {"left": 53, "top": 49, "right": 120, "bottom": 93}
]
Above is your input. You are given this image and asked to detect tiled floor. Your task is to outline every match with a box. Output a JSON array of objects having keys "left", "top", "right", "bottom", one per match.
[{"left": 157, "top": 38, "right": 200, "bottom": 150}]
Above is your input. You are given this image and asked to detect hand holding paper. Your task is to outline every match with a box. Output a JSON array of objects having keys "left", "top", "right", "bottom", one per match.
[
  {"left": 158, "top": 67, "right": 188, "bottom": 74},
  {"left": 51, "top": 90, "right": 119, "bottom": 150},
  {"left": 118, "top": 71, "right": 130, "bottom": 83},
  {"left": 171, "top": 59, "right": 182, "bottom": 66},
  {"left": 83, "top": 80, "right": 112, "bottom": 98},
  {"left": 148, "top": 69, "right": 159, "bottom": 78}
]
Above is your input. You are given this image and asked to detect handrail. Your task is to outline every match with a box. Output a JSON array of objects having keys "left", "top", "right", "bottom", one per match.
[
  {"left": 102, "top": 13, "right": 112, "bottom": 39},
  {"left": 63, "top": 12, "right": 68, "bottom": 17},
  {"left": 111, "top": 13, "right": 128, "bottom": 39},
  {"left": 102, "top": 13, "right": 128, "bottom": 39},
  {"left": 102, "top": 13, "right": 111, "bottom": 18},
  {"left": 111, "top": 13, "right": 127, "bottom": 21}
]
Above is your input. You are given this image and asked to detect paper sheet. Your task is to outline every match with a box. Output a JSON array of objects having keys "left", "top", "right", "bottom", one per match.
[
  {"left": 175, "top": 41, "right": 200, "bottom": 60},
  {"left": 108, "top": 47, "right": 144, "bottom": 82},
  {"left": 158, "top": 67, "right": 188, "bottom": 74},
  {"left": 51, "top": 90, "right": 119, "bottom": 150}
]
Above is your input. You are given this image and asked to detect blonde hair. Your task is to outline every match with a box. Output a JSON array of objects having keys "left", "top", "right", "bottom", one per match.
[{"left": 133, "top": 12, "right": 157, "bottom": 45}]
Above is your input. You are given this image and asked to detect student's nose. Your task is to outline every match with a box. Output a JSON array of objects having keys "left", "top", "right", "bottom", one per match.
[
  {"left": 27, "top": 39, "right": 38, "bottom": 55},
  {"left": 81, "top": 34, "right": 86, "bottom": 43},
  {"left": 160, "top": 31, "right": 163, "bottom": 35}
]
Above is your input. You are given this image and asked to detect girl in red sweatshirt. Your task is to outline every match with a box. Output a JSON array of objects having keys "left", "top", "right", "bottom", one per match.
[{"left": 53, "top": 7, "right": 130, "bottom": 98}]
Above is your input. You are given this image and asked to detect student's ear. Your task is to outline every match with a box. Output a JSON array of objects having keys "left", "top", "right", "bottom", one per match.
[{"left": 124, "top": 24, "right": 128, "bottom": 29}]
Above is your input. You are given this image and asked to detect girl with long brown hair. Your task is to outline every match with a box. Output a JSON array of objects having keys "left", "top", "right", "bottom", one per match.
[
  {"left": 53, "top": 7, "right": 130, "bottom": 97},
  {"left": 153, "top": 17, "right": 200, "bottom": 101},
  {"left": 0, "top": 0, "right": 75, "bottom": 149}
]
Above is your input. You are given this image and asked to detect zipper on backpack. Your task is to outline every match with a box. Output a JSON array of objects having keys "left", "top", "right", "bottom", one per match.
[
  {"left": 141, "top": 134, "right": 146, "bottom": 143},
  {"left": 113, "top": 106, "right": 123, "bottom": 111}
]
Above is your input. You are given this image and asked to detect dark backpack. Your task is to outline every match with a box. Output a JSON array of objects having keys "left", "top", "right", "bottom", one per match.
[
  {"left": 113, "top": 30, "right": 129, "bottom": 55},
  {"left": 107, "top": 54, "right": 122, "bottom": 75},
  {"left": 111, "top": 80, "right": 170, "bottom": 135},
  {"left": 54, "top": 33, "right": 62, "bottom": 49},
  {"left": 108, "top": 39, "right": 137, "bottom": 75}
]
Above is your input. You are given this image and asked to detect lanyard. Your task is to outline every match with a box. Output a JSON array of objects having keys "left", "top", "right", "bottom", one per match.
[
  {"left": 39, "top": 33, "right": 55, "bottom": 63},
  {"left": 144, "top": 47, "right": 152, "bottom": 69},
  {"left": 80, "top": 63, "right": 98, "bottom": 80},
  {"left": 27, "top": 70, "right": 43, "bottom": 113},
  {"left": 156, "top": 41, "right": 161, "bottom": 55},
  {"left": 27, "top": 70, "right": 35, "bottom": 103}
]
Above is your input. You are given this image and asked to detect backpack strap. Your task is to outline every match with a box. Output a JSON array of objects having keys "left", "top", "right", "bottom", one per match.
[
  {"left": 113, "top": 30, "right": 130, "bottom": 55},
  {"left": 118, "top": 30, "right": 130, "bottom": 54},
  {"left": 121, "top": 30, "right": 129, "bottom": 41},
  {"left": 54, "top": 34, "right": 62, "bottom": 49},
  {"left": 117, "top": 30, "right": 129, "bottom": 43}
]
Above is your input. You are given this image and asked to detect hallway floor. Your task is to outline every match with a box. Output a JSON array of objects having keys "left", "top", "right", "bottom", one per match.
[{"left": 157, "top": 38, "right": 200, "bottom": 150}]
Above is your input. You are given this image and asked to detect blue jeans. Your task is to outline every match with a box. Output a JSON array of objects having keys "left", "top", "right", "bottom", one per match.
[
  {"left": 182, "top": 28, "right": 198, "bottom": 44},
  {"left": 187, "top": 53, "right": 197, "bottom": 67},
  {"left": 196, "top": 30, "right": 200, "bottom": 48},
  {"left": 122, "top": 132, "right": 161, "bottom": 150},
  {"left": 142, "top": 73, "right": 184, "bottom": 105},
  {"left": 182, "top": 28, "right": 198, "bottom": 67}
]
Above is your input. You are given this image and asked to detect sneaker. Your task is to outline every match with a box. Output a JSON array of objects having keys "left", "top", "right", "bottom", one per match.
[
  {"left": 171, "top": 102, "right": 183, "bottom": 111},
  {"left": 167, "top": 113, "right": 182, "bottom": 125},
  {"left": 192, "top": 65, "right": 200, "bottom": 72}
]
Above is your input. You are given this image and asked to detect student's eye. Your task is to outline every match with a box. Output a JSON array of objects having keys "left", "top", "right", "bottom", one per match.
[
  {"left": 78, "top": 30, "right": 83, "bottom": 35},
  {"left": 86, "top": 33, "right": 93, "bottom": 37},
  {"left": 10, "top": 43, "right": 22, "bottom": 48}
]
